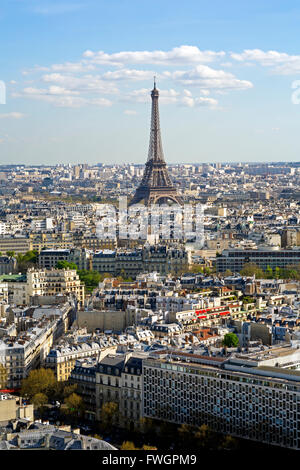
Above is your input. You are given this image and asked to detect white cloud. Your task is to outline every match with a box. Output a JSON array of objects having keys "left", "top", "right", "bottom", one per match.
[
  {"left": 180, "top": 95, "right": 218, "bottom": 108},
  {"left": 14, "top": 46, "right": 257, "bottom": 109},
  {"left": 17, "top": 86, "right": 112, "bottom": 108},
  {"left": 231, "top": 49, "right": 300, "bottom": 75},
  {"left": 32, "top": 2, "right": 84, "bottom": 15},
  {"left": 102, "top": 69, "right": 156, "bottom": 81},
  {"left": 23, "top": 86, "right": 79, "bottom": 96},
  {"left": 124, "top": 110, "right": 138, "bottom": 115},
  {"left": 122, "top": 88, "right": 180, "bottom": 104},
  {"left": 122, "top": 88, "right": 217, "bottom": 108},
  {"left": 167, "top": 65, "right": 253, "bottom": 90},
  {"left": 41, "top": 73, "right": 119, "bottom": 94},
  {"left": 83, "top": 45, "right": 225, "bottom": 66},
  {"left": 0, "top": 112, "right": 25, "bottom": 119}
]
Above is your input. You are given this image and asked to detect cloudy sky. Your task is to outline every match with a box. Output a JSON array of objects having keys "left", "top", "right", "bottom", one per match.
[{"left": 1, "top": 0, "right": 300, "bottom": 164}]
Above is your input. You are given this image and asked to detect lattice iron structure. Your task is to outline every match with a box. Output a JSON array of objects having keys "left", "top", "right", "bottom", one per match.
[{"left": 129, "top": 80, "right": 183, "bottom": 206}]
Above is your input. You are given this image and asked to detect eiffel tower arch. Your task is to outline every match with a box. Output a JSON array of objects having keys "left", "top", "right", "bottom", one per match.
[{"left": 129, "top": 80, "right": 183, "bottom": 207}]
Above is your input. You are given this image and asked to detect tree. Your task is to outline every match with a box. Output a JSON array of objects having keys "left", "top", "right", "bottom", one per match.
[
  {"left": 220, "top": 435, "right": 238, "bottom": 450},
  {"left": 6, "top": 251, "right": 15, "bottom": 257},
  {"left": 203, "top": 267, "right": 211, "bottom": 275},
  {"left": 189, "top": 264, "right": 204, "bottom": 274},
  {"left": 32, "top": 392, "right": 47, "bottom": 412},
  {"left": 140, "top": 417, "right": 156, "bottom": 435},
  {"left": 224, "top": 269, "right": 233, "bottom": 277},
  {"left": 222, "top": 333, "right": 239, "bottom": 348},
  {"left": 100, "top": 402, "right": 118, "bottom": 431},
  {"left": 21, "top": 368, "right": 56, "bottom": 400},
  {"left": 56, "top": 260, "right": 78, "bottom": 270},
  {"left": 64, "top": 393, "right": 84, "bottom": 416},
  {"left": 62, "top": 383, "right": 78, "bottom": 398},
  {"left": 194, "top": 424, "right": 214, "bottom": 448},
  {"left": 178, "top": 423, "right": 195, "bottom": 443},
  {"left": 16, "top": 250, "right": 38, "bottom": 273},
  {"left": 77, "top": 269, "right": 102, "bottom": 291},
  {"left": 120, "top": 441, "right": 138, "bottom": 450},
  {"left": 265, "top": 265, "right": 273, "bottom": 279},
  {"left": 274, "top": 266, "right": 281, "bottom": 279},
  {"left": 240, "top": 263, "right": 264, "bottom": 278}
]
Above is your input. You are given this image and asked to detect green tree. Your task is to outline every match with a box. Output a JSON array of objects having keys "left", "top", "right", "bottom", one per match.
[
  {"left": 265, "top": 265, "right": 273, "bottom": 278},
  {"left": 203, "top": 267, "right": 211, "bottom": 275},
  {"left": 100, "top": 402, "right": 118, "bottom": 431},
  {"left": 16, "top": 250, "right": 38, "bottom": 273},
  {"left": 274, "top": 266, "right": 281, "bottom": 279},
  {"left": 77, "top": 269, "right": 102, "bottom": 291},
  {"left": 21, "top": 368, "right": 56, "bottom": 400},
  {"left": 222, "top": 333, "right": 239, "bottom": 348},
  {"left": 32, "top": 392, "right": 48, "bottom": 412},
  {"left": 62, "top": 383, "right": 78, "bottom": 398},
  {"left": 56, "top": 260, "right": 78, "bottom": 270},
  {"left": 240, "top": 263, "right": 264, "bottom": 278},
  {"left": 64, "top": 393, "right": 84, "bottom": 416},
  {"left": 224, "top": 269, "right": 233, "bottom": 276},
  {"left": 242, "top": 295, "right": 255, "bottom": 304}
]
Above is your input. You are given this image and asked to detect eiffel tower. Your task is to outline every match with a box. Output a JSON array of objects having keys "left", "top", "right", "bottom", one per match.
[{"left": 129, "top": 79, "right": 183, "bottom": 206}]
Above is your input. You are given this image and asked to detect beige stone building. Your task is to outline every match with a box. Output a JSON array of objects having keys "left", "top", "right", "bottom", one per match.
[
  {"left": 0, "top": 237, "right": 31, "bottom": 255},
  {"left": 45, "top": 342, "right": 116, "bottom": 382},
  {"left": 0, "top": 394, "right": 34, "bottom": 423},
  {"left": 27, "top": 268, "right": 85, "bottom": 306},
  {"left": 95, "top": 353, "right": 144, "bottom": 431},
  {"left": 76, "top": 309, "right": 136, "bottom": 333}
]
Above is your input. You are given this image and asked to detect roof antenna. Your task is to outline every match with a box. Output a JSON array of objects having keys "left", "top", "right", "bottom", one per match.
[{"left": 153, "top": 75, "right": 156, "bottom": 89}]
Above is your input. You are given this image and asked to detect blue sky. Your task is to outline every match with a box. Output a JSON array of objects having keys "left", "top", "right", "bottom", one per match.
[{"left": 1, "top": 0, "right": 300, "bottom": 165}]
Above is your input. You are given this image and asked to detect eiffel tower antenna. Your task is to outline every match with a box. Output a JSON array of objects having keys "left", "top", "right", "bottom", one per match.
[{"left": 129, "top": 81, "right": 183, "bottom": 206}]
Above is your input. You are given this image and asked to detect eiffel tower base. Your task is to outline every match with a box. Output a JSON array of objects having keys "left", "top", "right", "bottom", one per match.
[{"left": 130, "top": 187, "right": 183, "bottom": 206}]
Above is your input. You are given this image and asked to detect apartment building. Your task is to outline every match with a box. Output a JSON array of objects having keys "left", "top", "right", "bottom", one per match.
[
  {"left": 143, "top": 347, "right": 300, "bottom": 450},
  {"left": 29, "top": 233, "right": 74, "bottom": 253},
  {"left": 69, "top": 358, "right": 97, "bottom": 421},
  {"left": 38, "top": 248, "right": 92, "bottom": 271},
  {"left": 216, "top": 247, "right": 300, "bottom": 273},
  {"left": 44, "top": 342, "right": 115, "bottom": 381},
  {"left": 27, "top": 268, "right": 85, "bottom": 306},
  {"left": 92, "top": 245, "right": 190, "bottom": 278},
  {"left": 0, "top": 319, "right": 59, "bottom": 389},
  {"left": 0, "top": 256, "right": 17, "bottom": 275},
  {"left": 0, "top": 274, "right": 27, "bottom": 305},
  {"left": 0, "top": 237, "right": 31, "bottom": 255},
  {"left": 0, "top": 303, "right": 73, "bottom": 389},
  {"left": 38, "top": 249, "right": 70, "bottom": 269},
  {"left": 93, "top": 353, "right": 144, "bottom": 430}
]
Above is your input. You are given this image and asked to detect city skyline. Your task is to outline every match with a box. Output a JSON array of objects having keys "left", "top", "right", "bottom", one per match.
[{"left": 1, "top": 0, "right": 300, "bottom": 164}]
